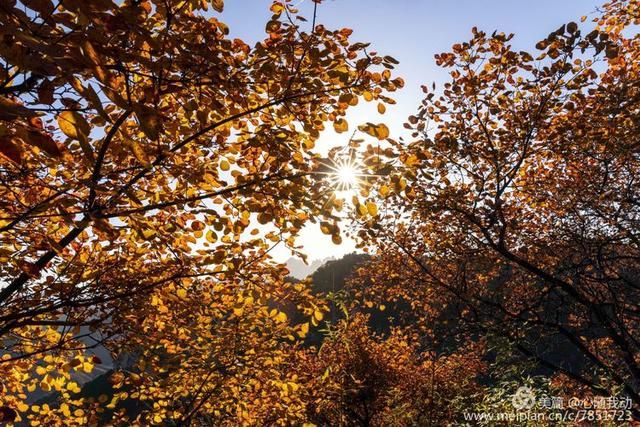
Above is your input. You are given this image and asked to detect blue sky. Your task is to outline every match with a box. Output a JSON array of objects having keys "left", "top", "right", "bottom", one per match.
[{"left": 221, "top": 0, "right": 603, "bottom": 262}]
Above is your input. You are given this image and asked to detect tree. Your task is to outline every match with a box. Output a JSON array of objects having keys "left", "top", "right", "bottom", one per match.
[
  {"left": 359, "top": 0, "right": 640, "bottom": 416},
  {"left": 0, "top": 0, "right": 402, "bottom": 424},
  {"left": 299, "top": 313, "right": 484, "bottom": 426}
]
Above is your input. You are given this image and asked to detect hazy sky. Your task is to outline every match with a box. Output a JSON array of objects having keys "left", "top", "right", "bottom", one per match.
[{"left": 221, "top": 0, "right": 603, "bottom": 262}]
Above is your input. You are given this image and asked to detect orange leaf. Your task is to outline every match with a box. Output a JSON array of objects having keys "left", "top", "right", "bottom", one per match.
[
  {"left": 333, "top": 118, "right": 348, "bottom": 133},
  {"left": 0, "top": 97, "right": 37, "bottom": 121},
  {"left": 211, "top": 0, "right": 223, "bottom": 12},
  {"left": 270, "top": 2, "right": 284, "bottom": 14}
]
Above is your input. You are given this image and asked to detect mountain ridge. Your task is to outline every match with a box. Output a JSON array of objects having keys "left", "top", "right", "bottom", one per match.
[{"left": 285, "top": 256, "right": 335, "bottom": 280}]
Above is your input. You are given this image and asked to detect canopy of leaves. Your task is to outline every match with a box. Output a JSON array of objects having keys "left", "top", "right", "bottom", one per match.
[
  {"left": 356, "top": 0, "right": 640, "bottom": 418},
  {"left": 0, "top": 0, "right": 400, "bottom": 424},
  {"left": 3, "top": 0, "right": 640, "bottom": 424}
]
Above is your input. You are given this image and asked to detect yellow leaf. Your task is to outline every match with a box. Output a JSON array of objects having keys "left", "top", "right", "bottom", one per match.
[
  {"left": 321, "top": 368, "right": 331, "bottom": 380},
  {"left": 298, "top": 322, "right": 309, "bottom": 338},
  {"left": 338, "top": 93, "right": 358, "bottom": 106},
  {"left": 377, "top": 103, "right": 386, "bottom": 114},
  {"left": 233, "top": 307, "right": 243, "bottom": 316},
  {"left": 220, "top": 160, "right": 230, "bottom": 171},
  {"left": 403, "top": 154, "right": 419, "bottom": 166},
  {"left": 366, "top": 201, "right": 378, "bottom": 216},
  {"left": 320, "top": 222, "right": 332, "bottom": 235},
  {"left": 313, "top": 310, "right": 324, "bottom": 322},
  {"left": 60, "top": 403, "right": 71, "bottom": 417},
  {"left": 206, "top": 230, "right": 217, "bottom": 243},
  {"left": 359, "top": 122, "right": 390, "bottom": 140},
  {"left": 177, "top": 288, "right": 187, "bottom": 299},
  {"left": 375, "top": 123, "right": 390, "bottom": 139},
  {"left": 82, "top": 361, "right": 94, "bottom": 373},
  {"left": 379, "top": 184, "right": 390, "bottom": 197},
  {"left": 66, "top": 381, "right": 81, "bottom": 393},
  {"left": 57, "top": 111, "right": 89, "bottom": 141},
  {"left": 128, "top": 141, "right": 149, "bottom": 166},
  {"left": 58, "top": 111, "right": 93, "bottom": 162},
  {"left": 275, "top": 311, "right": 287, "bottom": 323},
  {"left": 138, "top": 228, "right": 157, "bottom": 240}
]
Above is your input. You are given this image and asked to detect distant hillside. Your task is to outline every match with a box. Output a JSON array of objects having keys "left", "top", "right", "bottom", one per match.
[
  {"left": 309, "top": 253, "right": 410, "bottom": 337},
  {"left": 310, "top": 253, "right": 369, "bottom": 295}
]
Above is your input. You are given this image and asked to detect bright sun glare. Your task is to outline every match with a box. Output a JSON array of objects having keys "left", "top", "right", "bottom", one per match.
[
  {"left": 327, "top": 158, "right": 361, "bottom": 192},
  {"left": 337, "top": 165, "right": 358, "bottom": 187}
]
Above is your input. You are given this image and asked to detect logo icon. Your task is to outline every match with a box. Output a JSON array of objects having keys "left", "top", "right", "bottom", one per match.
[{"left": 512, "top": 386, "right": 536, "bottom": 411}]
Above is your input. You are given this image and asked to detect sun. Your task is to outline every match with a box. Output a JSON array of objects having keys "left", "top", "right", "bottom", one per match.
[
  {"left": 336, "top": 164, "right": 358, "bottom": 188},
  {"left": 327, "top": 158, "right": 362, "bottom": 192}
]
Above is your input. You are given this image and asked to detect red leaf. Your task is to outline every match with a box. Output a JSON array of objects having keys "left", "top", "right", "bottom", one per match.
[
  {"left": 25, "top": 129, "right": 61, "bottom": 157},
  {"left": 37, "top": 79, "right": 55, "bottom": 105},
  {"left": 0, "top": 406, "right": 17, "bottom": 422},
  {"left": 0, "top": 136, "right": 22, "bottom": 164},
  {"left": 18, "top": 260, "right": 39, "bottom": 276}
]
